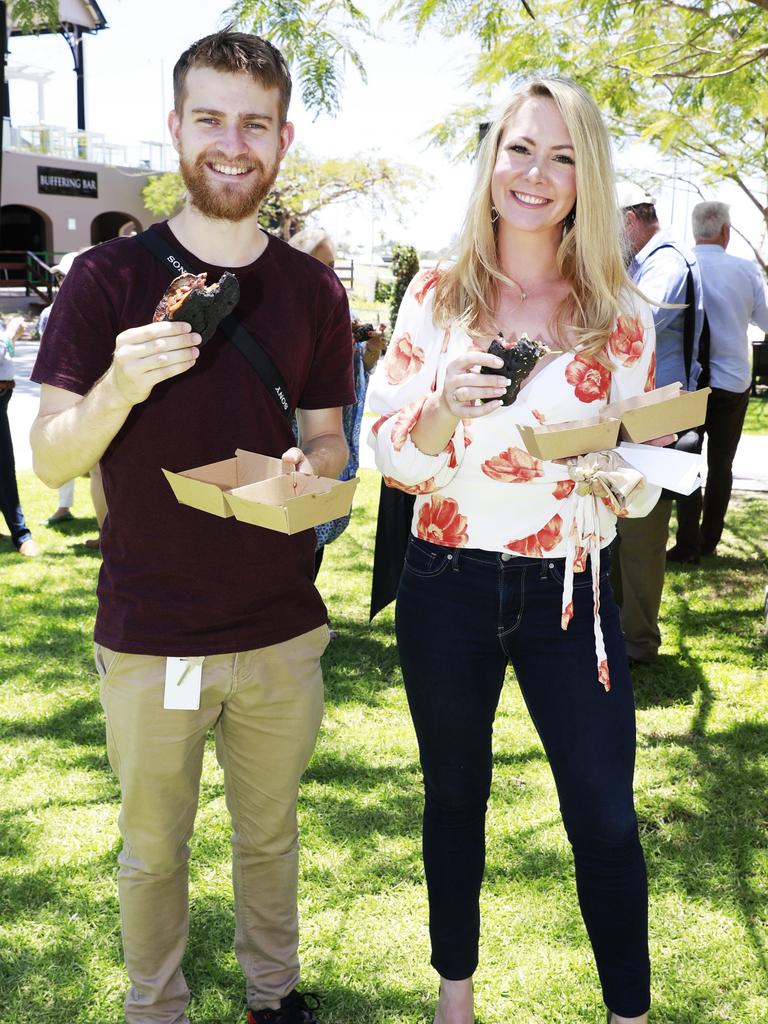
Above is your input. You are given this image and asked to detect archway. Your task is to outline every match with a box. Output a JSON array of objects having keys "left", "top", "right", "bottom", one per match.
[
  {"left": 0, "top": 205, "right": 51, "bottom": 281},
  {"left": 91, "top": 211, "right": 142, "bottom": 244}
]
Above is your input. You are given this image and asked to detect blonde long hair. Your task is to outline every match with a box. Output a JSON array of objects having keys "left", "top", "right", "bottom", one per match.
[{"left": 433, "top": 78, "right": 634, "bottom": 357}]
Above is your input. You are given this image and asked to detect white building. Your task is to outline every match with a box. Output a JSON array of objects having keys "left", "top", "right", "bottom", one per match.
[{"left": 1, "top": 0, "right": 172, "bottom": 280}]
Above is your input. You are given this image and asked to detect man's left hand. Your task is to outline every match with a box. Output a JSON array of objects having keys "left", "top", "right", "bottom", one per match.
[{"left": 281, "top": 446, "right": 315, "bottom": 476}]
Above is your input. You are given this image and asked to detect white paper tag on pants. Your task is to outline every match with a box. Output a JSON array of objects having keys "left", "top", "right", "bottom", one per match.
[{"left": 163, "top": 656, "right": 204, "bottom": 710}]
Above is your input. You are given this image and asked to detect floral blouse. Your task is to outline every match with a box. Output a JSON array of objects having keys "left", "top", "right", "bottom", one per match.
[{"left": 367, "top": 270, "right": 662, "bottom": 690}]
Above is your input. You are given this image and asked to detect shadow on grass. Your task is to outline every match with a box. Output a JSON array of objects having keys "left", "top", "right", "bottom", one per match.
[
  {"left": 322, "top": 624, "right": 402, "bottom": 706},
  {"left": 629, "top": 653, "right": 700, "bottom": 709},
  {"left": 0, "top": 695, "right": 105, "bottom": 745}
]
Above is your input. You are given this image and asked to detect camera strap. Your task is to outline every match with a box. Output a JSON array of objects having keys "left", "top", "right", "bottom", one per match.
[
  {"left": 137, "top": 228, "right": 292, "bottom": 417},
  {"left": 653, "top": 242, "right": 710, "bottom": 390}
]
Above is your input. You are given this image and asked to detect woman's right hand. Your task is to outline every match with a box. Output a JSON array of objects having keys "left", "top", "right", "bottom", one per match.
[{"left": 440, "top": 348, "right": 511, "bottom": 419}]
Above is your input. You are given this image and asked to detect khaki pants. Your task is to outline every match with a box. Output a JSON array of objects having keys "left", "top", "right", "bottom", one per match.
[
  {"left": 96, "top": 625, "right": 329, "bottom": 1024},
  {"left": 612, "top": 499, "right": 673, "bottom": 663}
]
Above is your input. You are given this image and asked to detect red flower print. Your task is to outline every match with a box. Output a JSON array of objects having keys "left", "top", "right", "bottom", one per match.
[
  {"left": 552, "top": 479, "right": 576, "bottom": 500},
  {"left": 565, "top": 354, "right": 611, "bottom": 404},
  {"left": 416, "top": 495, "right": 469, "bottom": 547},
  {"left": 598, "top": 659, "right": 611, "bottom": 692},
  {"left": 383, "top": 475, "right": 437, "bottom": 495},
  {"left": 600, "top": 494, "right": 629, "bottom": 517},
  {"left": 608, "top": 316, "right": 644, "bottom": 367},
  {"left": 412, "top": 268, "right": 442, "bottom": 304},
  {"left": 371, "top": 415, "right": 388, "bottom": 438},
  {"left": 391, "top": 397, "right": 428, "bottom": 452},
  {"left": 446, "top": 427, "right": 472, "bottom": 469},
  {"left": 532, "top": 408, "right": 546, "bottom": 424},
  {"left": 505, "top": 513, "right": 563, "bottom": 556},
  {"left": 440, "top": 328, "right": 451, "bottom": 354},
  {"left": 384, "top": 332, "right": 425, "bottom": 385},
  {"left": 561, "top": 601, "right": 574, "bottom": 630},
  {"left": 644, "top": 350, "right": 656, "bottom": 393},
  {"left": 573, "top": 546, "right": 588, "bottom": 572},
  {"left": 481, "top": 447, "right": 544, "bottom": 483}
]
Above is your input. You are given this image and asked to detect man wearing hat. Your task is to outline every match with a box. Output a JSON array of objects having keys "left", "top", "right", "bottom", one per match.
[{"left": 611, "top": 183, "right": 705, "bottom": 665}]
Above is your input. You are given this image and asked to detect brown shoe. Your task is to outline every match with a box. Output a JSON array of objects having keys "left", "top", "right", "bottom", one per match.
[
  {"left": 47, "top": 508, "right": 74, "bottom": 524},
  {"left": 84, "top": 536, "right": 101, "bottom": 550},
  {"left": 17, "top": 539, "right": 39, "bottom": 557}
]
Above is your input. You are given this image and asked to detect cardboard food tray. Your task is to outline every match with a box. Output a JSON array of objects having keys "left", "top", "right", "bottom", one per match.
[
  {"left": 163, "top": 449, "right": 358, "bottom": 534},
  {"left": 518, "top": 418, "right": 621, "bottom": 460},
  {"left": 519, "top": 384, "right": 711, "bottom": 459},
  {"left": 608, "top": 383, "right": 711, "bottom": 443}
]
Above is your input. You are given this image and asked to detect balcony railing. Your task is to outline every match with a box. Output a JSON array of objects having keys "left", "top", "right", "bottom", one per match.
[{"left": 2, "top": 121, "right": 178, "bottom": 173}]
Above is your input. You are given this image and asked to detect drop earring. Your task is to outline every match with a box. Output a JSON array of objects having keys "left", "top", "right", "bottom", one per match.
[{"left": 491, "top": 205, "right": 500, "bottom": 224}]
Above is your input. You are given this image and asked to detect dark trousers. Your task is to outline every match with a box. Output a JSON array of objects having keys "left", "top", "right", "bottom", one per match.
[
  {"left": 0, "top": 387, "right": 32, "bottom": 549},
  {"left": 675, "top": 386, "right": 750, "bottom": 557},
  {"left": 612, "top": 499, "right": 673, "bottom": 662},
  {"left": 396, "top": 539, "right": 650, "bottom": 1018}
]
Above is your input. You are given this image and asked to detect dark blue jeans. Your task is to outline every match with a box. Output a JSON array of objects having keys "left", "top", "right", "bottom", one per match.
[
  {"left": 396, "top": 537, "right": 650, "bottom": 1018},
  {"left": 0, "top": 388, "right": 32, "bottom": 549}
]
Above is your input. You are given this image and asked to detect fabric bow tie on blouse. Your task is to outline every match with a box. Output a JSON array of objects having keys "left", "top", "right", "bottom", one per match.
[{"left": 560, "top": 451, "right": 647, "bottom": 691}]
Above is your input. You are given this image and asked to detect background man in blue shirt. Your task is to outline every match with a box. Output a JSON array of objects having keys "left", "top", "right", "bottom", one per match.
[
  {"left": 670, "top": 201, "right": 768, "bottom": 562},
  {"left": 612, "top": 183, "right": 704, "bottom": 664}
]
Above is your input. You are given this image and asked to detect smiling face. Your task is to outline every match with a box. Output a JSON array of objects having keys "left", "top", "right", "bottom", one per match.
[
  {"left": 491, "top": 96, "right": 576, "bottom": 243},
  {"left": 169, "top": 65, "right": 294, "bottom": 223}
]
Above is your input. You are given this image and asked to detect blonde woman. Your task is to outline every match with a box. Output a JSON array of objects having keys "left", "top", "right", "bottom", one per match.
[{"left": 368, "top": 79, "right": 666, "bottom": 1024}]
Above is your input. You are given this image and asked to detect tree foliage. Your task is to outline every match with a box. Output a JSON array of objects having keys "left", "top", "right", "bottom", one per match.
[
  {"left": 259, "top": 145, "right": 425, "bottom": 238},
  {"left": 142, "top": 172, "right": 186, "bottom": 219},
  {"left": 393, "top": 0, "right": 768, "bottom": 270},
  {"left": 142, "top": 146, "right": 425, "bottom": 238},
  {"left": 389, "top": 243, "right": 419, "bottom": 328},
  {"left": 7, "top": 0, "right": 59, "bottom": 33},
  {"left": 222, "top": 0, "right": 375, "bottom": 116}
]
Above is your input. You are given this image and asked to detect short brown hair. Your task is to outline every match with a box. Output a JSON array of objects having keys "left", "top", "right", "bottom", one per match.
[
  {"left": 173, "top": 31, "right": 292, "bottom": 123},
  {"left": 626, "top": 202, "right": 658, "bottom": 226}
]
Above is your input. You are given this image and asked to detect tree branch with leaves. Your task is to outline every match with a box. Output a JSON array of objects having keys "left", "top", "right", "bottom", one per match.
[
  {"left": 393, "top": 0, "right": 768, "bottom": 276},
  {"left": 143, "top": 145, "right": 426, "bottom": 240}
]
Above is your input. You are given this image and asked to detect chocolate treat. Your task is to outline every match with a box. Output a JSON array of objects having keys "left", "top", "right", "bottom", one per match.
[
  {"left": 153, "top": 272, "right": 240, "bottom": 344},
  {"left": 480, "top": 333, "right": 552, "bottom": 405}
]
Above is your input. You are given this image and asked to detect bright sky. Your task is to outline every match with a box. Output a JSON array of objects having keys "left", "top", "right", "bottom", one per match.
[{"left": 9, "top": 0, "right": 760, "bottom": 261}]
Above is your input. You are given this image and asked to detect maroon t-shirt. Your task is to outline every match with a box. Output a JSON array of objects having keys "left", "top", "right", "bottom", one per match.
[{"left": 32, "top": 223, "right": 356, "bottom": 655}]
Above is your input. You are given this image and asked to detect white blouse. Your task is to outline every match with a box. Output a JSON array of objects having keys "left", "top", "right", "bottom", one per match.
[{"left": 367, "top": 269, "right": 662, "bottom": 690}]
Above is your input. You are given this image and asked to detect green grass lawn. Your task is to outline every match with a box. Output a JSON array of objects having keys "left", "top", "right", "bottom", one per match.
[
  {"left": 743, "top": 394, "right": 768, "bottom": 436},
  {"left": 2, "top": 470, "right": 767, "bottom": 1024}
]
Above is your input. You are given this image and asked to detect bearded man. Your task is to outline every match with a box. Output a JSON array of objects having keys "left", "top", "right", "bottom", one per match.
[{"left": 30, "top": 31, "right": 354, "bottom": 1024}]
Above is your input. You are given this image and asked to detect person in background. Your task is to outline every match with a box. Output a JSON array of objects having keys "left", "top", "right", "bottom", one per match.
[
  {"left": 611, "top": 183, "right": 704, "bottom": 664},
  {"left": 288, "top": 228, "right": 387, "bottom": 584},
  {"left": 40, "top": 250, "right": 105, "bottom": 548},
  {"left": 0, "top": 315, "right": 38, "bottom": 556},
  {"left": 670, "top": 201, "right": 768, "bottom": 562},
  {"left": 369, "top": 77, "right": 666, "bottom": 1024}
]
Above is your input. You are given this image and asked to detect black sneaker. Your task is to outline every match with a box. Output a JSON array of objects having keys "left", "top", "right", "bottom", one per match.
[{"left": 248, "top": 989, "right": 321, "bottom": 1024}]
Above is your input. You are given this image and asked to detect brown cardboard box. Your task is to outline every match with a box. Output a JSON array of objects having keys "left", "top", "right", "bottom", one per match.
[
  {"left": 519, "top": 384, "right": 711, "bottom": 460},
  {"left": 163, "top": 449, "right": 358, "bottom": 534},
  {"left": 607, "top": 383, "right": 711, "bottom": 443},
  {"left": 518, "top": 417, "right": 621, "bottom": 460}
]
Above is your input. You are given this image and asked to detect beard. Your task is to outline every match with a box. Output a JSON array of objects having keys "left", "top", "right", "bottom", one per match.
[{"left": 179, "top": 146, "right": 280, "bottom": 223}]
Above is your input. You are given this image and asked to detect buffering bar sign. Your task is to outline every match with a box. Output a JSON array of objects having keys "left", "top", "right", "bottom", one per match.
[{"left": 38, "top": 167, "right": 98, "bottom": 198}]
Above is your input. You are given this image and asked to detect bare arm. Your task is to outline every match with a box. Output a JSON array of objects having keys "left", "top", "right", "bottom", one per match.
[
  {"left": 31, "top": 321, "right": 200, "bottom": 488},
  {"left": 283, "top": 406, "right": 348, "bottom": 479}
]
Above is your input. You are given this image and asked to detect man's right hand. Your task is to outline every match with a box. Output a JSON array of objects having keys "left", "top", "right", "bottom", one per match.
[{"left": 109, "top": 321, "right": 201, "bottom": 406}]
